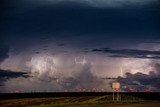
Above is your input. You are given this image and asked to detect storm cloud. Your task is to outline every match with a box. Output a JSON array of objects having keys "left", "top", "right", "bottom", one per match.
[
  {"left": 0, "top": 0, "right": 160, "bottom": 92},
  {"left": 92, "top": 48, "right": 160, "bottom": 59},
  {"left": 0, "top": 69, "right": 29, "bottom": 86},
  {"left": 2, "top": 0, "right": 159, "bottom": 38},
  {"left": 117, "top": 63, "right": 160, "bottom": 91},
  {"left": 59, "top": 63, "right": 105, "bottom": 91}
]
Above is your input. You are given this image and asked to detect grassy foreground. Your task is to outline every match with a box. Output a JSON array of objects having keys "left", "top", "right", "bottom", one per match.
[{"left": 0, "top": 95, "right": 157, "bottom": 107}]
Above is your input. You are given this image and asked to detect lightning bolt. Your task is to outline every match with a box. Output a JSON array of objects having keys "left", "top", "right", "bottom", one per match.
[
  {"left": 75, "top": 56, "right": 87, "bottom": 65},
  {"left": 120, "top": 67, "right": 123, "bottom": 77}
]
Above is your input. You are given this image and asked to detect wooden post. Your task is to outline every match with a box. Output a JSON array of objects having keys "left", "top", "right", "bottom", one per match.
[
  {"left": 113, "top": 90, "right": 114, "bottom": 101},
  {"left": 117, "top": 91, "right": 119, "bottom": 101}
]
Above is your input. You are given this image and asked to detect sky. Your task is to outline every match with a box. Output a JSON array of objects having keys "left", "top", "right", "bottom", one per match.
[{"left": 0, "top": 0, "right": 160, "bottom": 92}]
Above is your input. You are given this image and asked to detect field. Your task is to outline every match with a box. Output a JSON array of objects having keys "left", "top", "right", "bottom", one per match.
[{"left": 0, "top": 92, "right": 160, "bottom": 107}]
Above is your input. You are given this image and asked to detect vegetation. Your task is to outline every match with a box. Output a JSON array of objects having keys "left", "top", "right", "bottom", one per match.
[{"left": 0, "top": 95, "right": 152, "bottom": 107}]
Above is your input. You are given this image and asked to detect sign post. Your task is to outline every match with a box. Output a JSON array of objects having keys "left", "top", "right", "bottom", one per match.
[{"left": 112, "top": 82, "right": 120, "bottom": 101}]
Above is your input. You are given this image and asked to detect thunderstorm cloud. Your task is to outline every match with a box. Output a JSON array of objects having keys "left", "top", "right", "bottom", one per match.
[{"left": 0, "top": 0, "right": 160, "bottom": 92}]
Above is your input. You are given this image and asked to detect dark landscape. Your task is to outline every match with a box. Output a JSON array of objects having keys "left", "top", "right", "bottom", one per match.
[{"left": 0, "top": 92, "right": 160, "bottom": 107}]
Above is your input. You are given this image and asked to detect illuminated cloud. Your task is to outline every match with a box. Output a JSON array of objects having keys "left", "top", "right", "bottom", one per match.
[
  {"left": 27, "top": 54, "right": 60, "bottom": 82},
  {"left": 117, "top": 71, "right": 160, "bottom": 92},
  {"left": 117, "top": 63, "right": 160, "bottom": 92}
]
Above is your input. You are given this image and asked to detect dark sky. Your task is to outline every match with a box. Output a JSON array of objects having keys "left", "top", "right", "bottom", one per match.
[{"left": 0, "top": 0, "right": 160, "bottom": 92}]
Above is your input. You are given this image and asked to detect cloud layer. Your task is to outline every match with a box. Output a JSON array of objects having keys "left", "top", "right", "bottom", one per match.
[
  {"left": 30, "top": 0, "right": 158, "bottom": 7},
  {"left": 0, "top": 69, "right": 29, "bottom": 86},
  {"left": 92, "top": 48, "right": 160, "bottom": 59}
]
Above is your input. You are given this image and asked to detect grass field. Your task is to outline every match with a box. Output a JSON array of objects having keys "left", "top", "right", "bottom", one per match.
[{"left": 1, "top": 94, "right": 159, "bottom": 107}]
